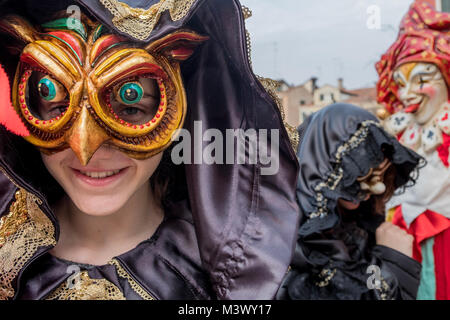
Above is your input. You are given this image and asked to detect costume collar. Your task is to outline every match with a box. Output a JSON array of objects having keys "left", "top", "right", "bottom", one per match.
[{"left": 384, "top": 102, "right": 450, "bottom": 167}]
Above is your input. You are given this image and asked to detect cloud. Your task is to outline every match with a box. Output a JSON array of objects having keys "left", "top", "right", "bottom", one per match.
[{"left": 241, "top": 0, "right": 413, "bottom": 88}]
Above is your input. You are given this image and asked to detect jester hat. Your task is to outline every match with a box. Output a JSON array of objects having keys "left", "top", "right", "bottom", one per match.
[{"left": 376, "top": 1, "right": 450, "bottom": 114}]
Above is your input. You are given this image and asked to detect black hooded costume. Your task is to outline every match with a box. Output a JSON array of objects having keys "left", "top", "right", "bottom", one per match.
[
  {"left": 0, "top": 0, "right": 300, "bottom": 300},
  {"left": 276, "top": 104, "right": 423, "bottom": 300}
]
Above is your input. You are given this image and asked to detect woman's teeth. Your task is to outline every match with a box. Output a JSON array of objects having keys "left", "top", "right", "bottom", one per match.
[{"left": 79, "top": 170, "right": 121, "bottom": 179}]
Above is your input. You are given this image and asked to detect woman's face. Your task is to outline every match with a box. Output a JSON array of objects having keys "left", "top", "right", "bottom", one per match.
[{"left": 41, "top": 146, "right": 163, "bottom": 216}]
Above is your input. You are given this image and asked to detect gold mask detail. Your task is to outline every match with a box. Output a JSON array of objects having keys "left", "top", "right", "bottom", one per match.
[{"left": 0, "top": 14, "right": 207, "bottom": 165}]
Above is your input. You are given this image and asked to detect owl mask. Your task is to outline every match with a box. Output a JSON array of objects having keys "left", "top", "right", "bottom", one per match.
[{"left": 0, "top": 13, "right": 207, "bottom": 165}]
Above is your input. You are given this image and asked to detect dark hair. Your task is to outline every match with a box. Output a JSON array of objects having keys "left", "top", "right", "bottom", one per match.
[{"left": 150, "top": 145, "right": 186, "bottom": 210}]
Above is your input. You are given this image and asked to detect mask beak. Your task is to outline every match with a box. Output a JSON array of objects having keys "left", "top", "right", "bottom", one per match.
[{"left": 66, "top": 107, "right": 109, "bottom": 166}]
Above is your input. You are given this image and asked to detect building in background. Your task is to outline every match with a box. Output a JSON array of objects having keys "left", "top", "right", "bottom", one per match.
[
  {"left": 277, "top": 78, "right": 382, "bottom": 127},
  {"left": 277, "top": 0, "right": 450, "bottom": 128}
]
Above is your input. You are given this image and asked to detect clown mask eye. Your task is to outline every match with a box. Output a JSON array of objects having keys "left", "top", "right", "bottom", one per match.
[
  {"left": 109, "top": 78, "right": 160, "bottom": 125},
  {"left": 38, "top": 75, "right": 67, "bottom": 102}
]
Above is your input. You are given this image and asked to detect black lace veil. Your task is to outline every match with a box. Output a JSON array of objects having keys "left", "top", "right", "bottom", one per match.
[{"left": 296, "top": 104, "right": 424, "bottom": 237}]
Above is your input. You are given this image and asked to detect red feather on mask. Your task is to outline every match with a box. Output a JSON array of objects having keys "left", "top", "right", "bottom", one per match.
[{"left": 0, "top": 64, "right": 29, "bottom": 136}]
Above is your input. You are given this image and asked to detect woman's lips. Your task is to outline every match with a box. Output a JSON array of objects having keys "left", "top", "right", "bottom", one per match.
[{"left": 71, "top": 167, "right": 129, "bottom": 187}]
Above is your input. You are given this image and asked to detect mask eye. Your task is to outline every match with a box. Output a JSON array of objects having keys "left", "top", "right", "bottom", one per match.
[
  {"left": 116, "top": 82, "right": 144, "bottom": 105},
  {"left": 107, "top": 78, "right": 161, "bottom": 125},
  {"left": 38, "top": 76, "right": 67, "bottom": 102},
  {"left": 26, "top": 72, "right": 69, "bottom": 121}
]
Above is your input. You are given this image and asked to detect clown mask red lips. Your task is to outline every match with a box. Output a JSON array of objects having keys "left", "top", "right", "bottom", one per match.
[
  {"left": 392, "top": 62, "right": 448, "bottom": 126},
  {"left": 404, "top": 103, "right": 421, "bottom": 113}
]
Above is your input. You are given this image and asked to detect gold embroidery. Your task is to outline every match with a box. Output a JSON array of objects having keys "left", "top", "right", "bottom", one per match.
[
  {"left": 240, "top": 4, "right": 253, "bottom": 70},
  {"left": 46, "top": 271, "right": 126, "bottom": 300},
  {"left": 241, "top": 9, "right": 299, "bottom": 150},
  {"left": 242, "top": 5, "right": 252, "bottom": 20},
  {"left": 100, "top": 0, "right": 197, "bottom": 41},
  {"left": 379, "top": 277, "right": 391, "bottom": 300},
  {"left": 0, "top": 191, "right": 28, "bottom": 248},
  {"left": 0, "top": 166, "right": 21, "bottom": 189},
  {"left": 0, "top": 189, "right": 56, "bottom": 300},
  {"left": 315, "top": 268, "right": 337, "bottom": 288},
  {"left": 245, "top": 29, "right": 253, "bottom": 69},
  {"left": 109, "top": 259, "right": 155, "bottom": 300},
  {"left": 258, "top": 76, "right": 300, "bottom": 151}
]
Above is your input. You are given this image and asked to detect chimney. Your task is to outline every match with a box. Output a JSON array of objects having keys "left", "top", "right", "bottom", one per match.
[
  {"left": 338, "top": 78, "right": 344, "bottom": 91},
  {"left": 311, "top": 77, "right": 318, "bottom": 94},
  {"left": 304, "top": 77, "right": 318, "bottom": 94}
]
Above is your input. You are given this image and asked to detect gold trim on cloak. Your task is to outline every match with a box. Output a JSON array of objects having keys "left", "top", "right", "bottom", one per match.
[
  {"left": 100, "top": 0, "right": 197, "bottom": 41},
  {"left": 258, "top": 77, "right": 300, "bottom": 151},
  {"left": 241, "top": 7, "right": 299, "bottom": 151},
  {"left": 46, "top": 271, "right": 126, "bottom": 300},
  {"left": 109, "top": 258, "right": 155, "bottom": 300},
  {"left": 0, "top": 189, "right": 56, "bottom": 300}
]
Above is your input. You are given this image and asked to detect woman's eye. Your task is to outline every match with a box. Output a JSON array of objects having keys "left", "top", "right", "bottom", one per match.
[
  {"left": 26, "top": 72, "right": 69, "bottom": 121},
  {"left": 38, "top": 76, "right": 67, "bottom": 102},
  {"left": 121, "top": 107, "right": 140, "bottom": 116},
  {"left": 116, "top": 82, "right": 144, "bottom": 105}
]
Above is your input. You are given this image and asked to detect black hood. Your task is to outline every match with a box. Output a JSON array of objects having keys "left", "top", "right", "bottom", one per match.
[{"left": 296, "top": 104, "right": 423, "bottom": 238}]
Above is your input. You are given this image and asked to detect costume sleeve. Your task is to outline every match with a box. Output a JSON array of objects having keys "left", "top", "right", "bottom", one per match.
[{"left": 370, "top": 245, "right": 422, "bottom": 300}]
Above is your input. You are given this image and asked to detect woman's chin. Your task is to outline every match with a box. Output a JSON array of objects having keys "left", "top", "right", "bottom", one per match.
[{"left": 71, "top": 194, "right": 128, "bottom": 217}]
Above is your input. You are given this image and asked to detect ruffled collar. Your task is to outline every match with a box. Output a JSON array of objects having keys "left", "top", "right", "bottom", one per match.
[{"left": 384, "top": 103, "right": 450, "bottom": 167}]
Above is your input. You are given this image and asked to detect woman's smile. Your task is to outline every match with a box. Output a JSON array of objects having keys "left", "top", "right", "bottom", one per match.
[
  {"left": 70, "top": 167, "right": 130, "bottom": 188},
  {"left": 79, "top": 169, "right": 121, "bottom": 179}
]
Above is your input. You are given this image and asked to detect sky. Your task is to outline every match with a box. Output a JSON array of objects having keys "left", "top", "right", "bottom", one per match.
[{"left": 240, "top": 0, "right": 414, "bottom": 90}]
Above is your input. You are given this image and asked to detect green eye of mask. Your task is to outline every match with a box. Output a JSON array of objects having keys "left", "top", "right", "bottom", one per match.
[{"left": 119, "top": 82, "right": 144, "bottom": 105}]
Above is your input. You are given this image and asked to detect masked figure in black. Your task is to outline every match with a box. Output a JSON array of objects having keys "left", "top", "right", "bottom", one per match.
[{"left": 277, "top": 104, "right": 424, "bottom": 300}]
